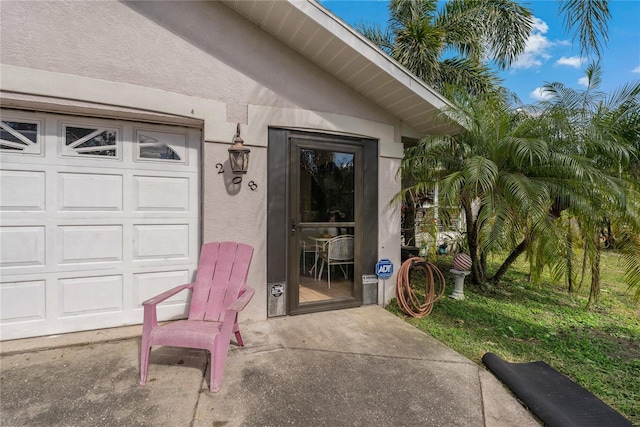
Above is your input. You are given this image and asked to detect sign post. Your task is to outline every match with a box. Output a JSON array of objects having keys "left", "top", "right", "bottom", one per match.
[{"left": 375, "top": 258, "right": 394, "bottom": 306}]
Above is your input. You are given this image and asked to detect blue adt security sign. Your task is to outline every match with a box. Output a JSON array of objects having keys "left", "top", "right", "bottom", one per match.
[{"left": 376, "top": 258, "right": 394, "bottom": 280}]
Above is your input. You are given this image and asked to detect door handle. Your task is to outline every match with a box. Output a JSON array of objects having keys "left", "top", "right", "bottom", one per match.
[{"left": 290, "top": 218, "right": 296, "bottom": 233}]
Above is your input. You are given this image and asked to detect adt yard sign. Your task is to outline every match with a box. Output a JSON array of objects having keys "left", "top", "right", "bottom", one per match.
[{"left": 376, "top": 259, "right": 394, "bottom": 280}]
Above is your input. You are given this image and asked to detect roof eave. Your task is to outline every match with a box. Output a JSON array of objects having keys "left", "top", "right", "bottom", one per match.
[{"left": 223, "top": 0, "right": 465, "bottom": 136}]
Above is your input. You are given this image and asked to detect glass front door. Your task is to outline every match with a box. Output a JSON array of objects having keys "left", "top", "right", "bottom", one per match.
[{"left": 288, "top": 138, "right": 363, "bottom": 314}]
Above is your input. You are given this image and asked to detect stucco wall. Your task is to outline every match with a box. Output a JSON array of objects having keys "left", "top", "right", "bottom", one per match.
[
  {"left": 202, "top": 142, "right": 268, "bottom": 322},
  {"left": 0, "top": 1, "right": 396, "bottom": 127},
  {"left": 0, "top": 0, "right": 405, "bottom": 322}
]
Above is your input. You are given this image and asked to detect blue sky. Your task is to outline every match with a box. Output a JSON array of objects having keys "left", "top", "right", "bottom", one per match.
[{"left": 321, "top": 0, "right": 640, "bottom": 103}]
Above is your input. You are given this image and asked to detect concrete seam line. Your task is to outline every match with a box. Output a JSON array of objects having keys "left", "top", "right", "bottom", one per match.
[
  {"left": 284, "top": 346, "right": 476, "bottom": 364},
  {"left": 190, "top": 359, "right": 207, "bottom": 427},
  {"left": 0, "top": 337, "right": 139, "bottom": 357}
]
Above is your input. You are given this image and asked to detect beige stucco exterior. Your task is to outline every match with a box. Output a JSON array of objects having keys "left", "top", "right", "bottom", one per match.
[{"left": 0, "top": 0, "right": 428, "bottom": 325}]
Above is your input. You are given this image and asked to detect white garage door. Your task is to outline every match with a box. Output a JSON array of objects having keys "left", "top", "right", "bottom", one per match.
[{"left": 0, "top": 110, "right": 201, "bottom": 340}]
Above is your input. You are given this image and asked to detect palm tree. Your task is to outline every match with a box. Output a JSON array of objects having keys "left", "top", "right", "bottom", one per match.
[
  {"left": 358, "top": 0, "right": 612, "bottom": 93},
  {"left": 357, "top": 0, "right": 533, "bottom": 95},
  {"left": 532, "top": 63, "right": 640, "bottom": 304},
  {"left": 397, "top": 69, "right": 640, "bottom": 302},
  {"left": 397, "top": 90, "right": 553, "bottom": 285},
  {"left": 360, "top": 0, "right": 533, "bottom": 250}
]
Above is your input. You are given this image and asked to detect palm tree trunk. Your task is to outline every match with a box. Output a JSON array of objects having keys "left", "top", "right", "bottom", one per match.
[
  {"left": 463, "top": 198, "right": 485, "bottom": 285},
  {"left": 480, "top": 252, "right": 488, "bottom": 278},
  {"left": 567, "top": 224, "right": 574, "bottom": 293},
  {"left": 490, "top": 238, "right": 528, "bottom": 285},
  {"left": 577, "top": 238, "right": 588, "bottom": 292},
  {"left": 604, "top": 218, "right": 614, "bottom": 249},
  {"left": 586, "top": 234, "right": 601, "bottom": 309}
]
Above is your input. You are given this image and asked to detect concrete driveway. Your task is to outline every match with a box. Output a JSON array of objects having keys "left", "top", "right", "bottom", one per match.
[{"left": 1, "top": 306, "right": 539, "bottom": 426}]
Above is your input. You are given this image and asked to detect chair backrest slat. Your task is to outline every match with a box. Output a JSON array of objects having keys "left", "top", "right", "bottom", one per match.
[
  {"left": 188, "top": 242, "right": 253, "bottom": 322},
  {"left": 189, "top": 242, "right": 220, "bottom": 320},
  {"left": 211, "top": 242, "right": 253, "bottom": 322}
]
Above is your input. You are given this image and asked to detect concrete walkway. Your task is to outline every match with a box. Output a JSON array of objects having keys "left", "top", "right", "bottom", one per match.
[{"left": 1, "top": 306, "right": 539, "bottom": 426}]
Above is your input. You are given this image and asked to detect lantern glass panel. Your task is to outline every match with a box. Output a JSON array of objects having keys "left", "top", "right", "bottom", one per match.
[{"left": 229, "top": 150, "right": 249, "bottom": 174}]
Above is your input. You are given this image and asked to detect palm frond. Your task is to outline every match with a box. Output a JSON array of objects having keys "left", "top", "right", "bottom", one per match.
[
  {"left": 354, "top": 23, "right": 395, "bottom": 55},
  {"left": 559, "top": 0, "right": 611, "bottom": 59},
  {"left": 438, "top": 57, "right": 501, "bottom": 95},
  {"left": 464, "top": 155, "right": 498, "bottom": 196},
  {"left": 438, "top": 0, "right": 533, "bottom": 68}
]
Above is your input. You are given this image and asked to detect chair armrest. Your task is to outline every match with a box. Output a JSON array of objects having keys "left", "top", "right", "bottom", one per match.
[
  {"left": 142, "top": 283, "right": 194, "bottom": 307},
  {"left": 227, "top": 286, "right": 255, "bottom": 313}
]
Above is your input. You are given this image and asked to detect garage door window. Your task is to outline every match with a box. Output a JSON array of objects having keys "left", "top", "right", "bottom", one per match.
[
  {"left": 1, "top": 120, "right": 41, "bottom": 154},
  {"left": 63, "top": 125, "right": 119, "bottom": 158},
  {"left": 136, "top": 130, "right": 187, "bottom": 163},
  {"left": 138, "top": 134, "right": 181, "bottom": 161}
]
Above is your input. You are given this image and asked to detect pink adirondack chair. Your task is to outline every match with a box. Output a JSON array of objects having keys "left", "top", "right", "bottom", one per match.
[{"left": 139, "top": 241, "right": 254, "bottom": 392}]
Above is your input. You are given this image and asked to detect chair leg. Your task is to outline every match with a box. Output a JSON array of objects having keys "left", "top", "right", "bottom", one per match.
[
  {"left": 233, "top": 321, "right": 244, "bottom": 347},
  {"left": 140, "top": 338, "right": 152, "bottom": 386},
  {"left": 317, "top": 259, "right": 325, "bottom": 281},
  {"left": 328, "top": 263, "right": 331, "bottom": 289},
  {"left": 210, "top": 339, "right": 230, "bottom": 393},
  {"left": 339, "top": 265, "right": 348, "bottom": 279}
]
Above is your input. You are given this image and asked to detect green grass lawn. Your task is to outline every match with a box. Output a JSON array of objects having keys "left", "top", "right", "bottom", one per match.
[{"left": 388, "top": 250, "right": 639, "bottom": 424}]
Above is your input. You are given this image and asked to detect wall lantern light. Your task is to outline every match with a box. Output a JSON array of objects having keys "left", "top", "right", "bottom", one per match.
[{"left": 228, "top": 123, "right": 250, "bottom": 174}]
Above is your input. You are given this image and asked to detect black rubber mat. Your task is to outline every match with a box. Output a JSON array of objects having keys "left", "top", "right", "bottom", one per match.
[{"left": 482, "top": 352, "right": 633, "bottom": 427}]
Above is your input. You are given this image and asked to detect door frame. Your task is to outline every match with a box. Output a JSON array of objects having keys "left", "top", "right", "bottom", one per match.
[{"left": 267, "top": 128, "right": 379, "bottom": 317}]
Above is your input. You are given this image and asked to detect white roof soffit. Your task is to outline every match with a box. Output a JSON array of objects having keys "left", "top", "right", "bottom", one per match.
[{"left": 223, "top": 0, "right": 464, "bottom": 136}]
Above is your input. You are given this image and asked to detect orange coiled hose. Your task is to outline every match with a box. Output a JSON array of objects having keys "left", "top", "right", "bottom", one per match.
[{"left": 396, "top": 256, "right": 446, "bottom": 317}]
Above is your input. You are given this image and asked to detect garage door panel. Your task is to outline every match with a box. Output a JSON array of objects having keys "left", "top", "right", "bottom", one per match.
[
  {"left": 0, "top": 170, "right": 46, "bottom": 212},
  {"left": 153, "top": 305, "right": 192, "bottom": 321},
  {"left": 0, "top": 280, "right": 46, "bottom": 322},
  {"left": 133, "top": 175, "right": 189, "bottom": 211},
  {"left": 0, "top": 226, "right": 46, "bottom": 268},
  {"left": 1, "top": 110, "right": 200, "bottom": 340},
  {"left": 58, "top": 172, "right": 123, "bottom": 211},
  {"left": 59, "top": 275, "right": 123, "bottom": 316},
  {"left": 134, "top": 270, "right": 191, "bottom": 306},
  {"left": 133, "top": 224, "right": 190, "bottom": 260},
  {"left": 58, "top": 225, "right": 123, "bottom": 264}
]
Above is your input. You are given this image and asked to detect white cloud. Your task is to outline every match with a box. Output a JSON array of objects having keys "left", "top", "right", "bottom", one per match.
[
  {"left": 530, "top": 87, "right": 553, "bottom": 101},
  {"left": 512, "top": 18, "right": 554, "bottom": 70},
  {"left": 633, "top": 65, "right": 640, "bottom": 74},
  {"left": 556, "top": 56, "right": 583, "bottom": 68},
  {"left": 578, "top": 76, "right": 589, "bottom": 87},
  {"left": 532, "top": 17, "right": 548, "bottom": 34}
]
